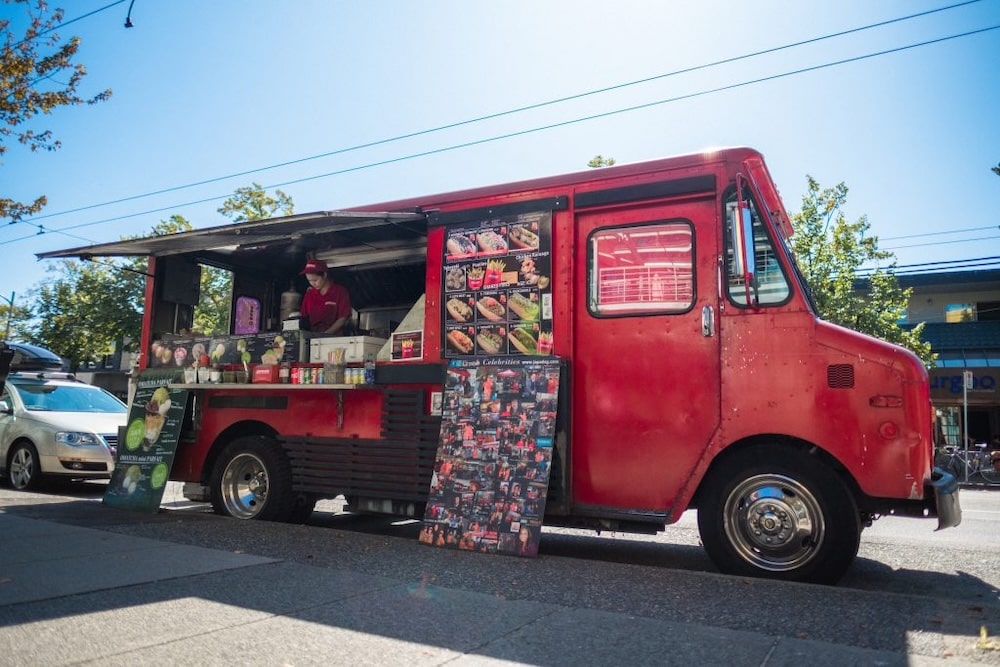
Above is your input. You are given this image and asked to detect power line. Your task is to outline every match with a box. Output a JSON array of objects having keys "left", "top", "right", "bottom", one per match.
[
  {"left": 6, "top": 21, "right": 996, "bottom": 249},
  {"left": 857, "top": 255, "right": 1000, "bottom": 277},
  {"left": 10, "top": 0, "right": 126, "bottom": 51},
  {"left": 883, "top": 234, "right": 1000, "bottom": 251},
  {"left": 880, "top": 225, "right": 998, "bottom": 241},
  {"left": 18, "top": 0, "right": 985, "bottom": 226}
]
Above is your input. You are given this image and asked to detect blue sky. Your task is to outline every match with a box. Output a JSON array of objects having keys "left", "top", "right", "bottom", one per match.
[{"left": 3, "top": 0, "right": 999, "bottom": 310}]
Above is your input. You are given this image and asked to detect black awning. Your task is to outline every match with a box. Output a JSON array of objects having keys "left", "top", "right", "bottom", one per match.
[{"left": 36, "top": 210, "right": 428, "bottom": 265}]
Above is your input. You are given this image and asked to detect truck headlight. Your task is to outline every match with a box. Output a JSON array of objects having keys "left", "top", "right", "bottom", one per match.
[{"left": 56, "top": 432, "right": 103, "bottom": 446}]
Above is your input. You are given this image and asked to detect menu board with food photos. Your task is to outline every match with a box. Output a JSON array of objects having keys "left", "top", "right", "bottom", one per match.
[
  {"left": 442, "top": 211, "right": 554, "bottom": 359},
  {"left": 104, "top": 369, "right": 188, "bottom": 513}
]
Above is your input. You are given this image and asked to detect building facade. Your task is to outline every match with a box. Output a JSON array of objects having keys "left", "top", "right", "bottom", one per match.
[{"left": 897, "top": 269, "right": 1000, "bottom": 449}]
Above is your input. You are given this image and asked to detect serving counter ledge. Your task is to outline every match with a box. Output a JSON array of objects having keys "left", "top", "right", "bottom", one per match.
[{"left": 168, "top": 382, "right": 380, "bottom": 429}]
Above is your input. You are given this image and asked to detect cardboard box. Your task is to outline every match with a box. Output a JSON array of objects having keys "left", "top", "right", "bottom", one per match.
[
  {"left": 310, "top": 336, "right": 386, "bottom": 364},
  {"left": 252, "top": 364, "right": 280, "bottom": 384}
]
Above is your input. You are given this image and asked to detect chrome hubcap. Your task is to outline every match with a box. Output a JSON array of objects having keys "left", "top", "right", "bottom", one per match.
[
  {"left": 723, "top": 474, "right": 823, "bottom": 572},
  {"left": 220, "top": 452, "right": 269, "bottom": 519}
]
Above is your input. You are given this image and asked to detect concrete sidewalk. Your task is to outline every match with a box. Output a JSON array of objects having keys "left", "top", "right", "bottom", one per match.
[{"left": 0, "top": 500, "right": 949, "bottom": 666}]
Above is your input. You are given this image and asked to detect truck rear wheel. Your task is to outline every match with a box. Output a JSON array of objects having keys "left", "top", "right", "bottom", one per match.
[
  {"left": 210, "top": 436, "right": 295, "bottom": 521},
  {"left": 697, "top": 446, "right": 860, "bottom": 585}
]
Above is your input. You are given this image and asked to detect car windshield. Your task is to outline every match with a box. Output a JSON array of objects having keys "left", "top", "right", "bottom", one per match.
[{"left": 14, "top": 383, "right": 127, "bottom": 414}]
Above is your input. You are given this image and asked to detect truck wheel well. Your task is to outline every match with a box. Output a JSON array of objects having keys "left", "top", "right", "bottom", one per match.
[
  {"left": 691, "top": 435, "right": 860, "bottom": 510},
  {"left": 201, "top": 421, "right": 278, "bottom": 486}
]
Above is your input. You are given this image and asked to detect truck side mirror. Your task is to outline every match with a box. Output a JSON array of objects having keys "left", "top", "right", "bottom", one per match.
[{"left": 728, "top": 202, "right": 756, "bottom": 302}]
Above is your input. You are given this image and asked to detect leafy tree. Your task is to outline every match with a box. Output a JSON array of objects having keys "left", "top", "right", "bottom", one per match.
[
  {"left": 27, "top": 255, "right": 144, "bottom": 370},
  {"left": 587, "top": 155, "right": 616, "bottom": 168},
  {"left": 0, "top": 295, "right": 31, "bottom": 340},
  {"left": 1, "top": 1, "right": 111, "bottom": 222},
  {"left": 791, "top": 176, "right": 934, "bottom": 366},
  {"left": 193, "top": 184, "right": 295, "bottom": 334},
  {"left": 19, "top": 217, "right": 189, "bottom": 368},
  {"left": 217, "top": 182, "right": 293, "bottom": 222}
]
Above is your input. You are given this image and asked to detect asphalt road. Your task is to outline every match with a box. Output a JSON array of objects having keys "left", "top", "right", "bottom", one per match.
[{"left": 2, "top": 481, "right": 1000, "bottom": 665}]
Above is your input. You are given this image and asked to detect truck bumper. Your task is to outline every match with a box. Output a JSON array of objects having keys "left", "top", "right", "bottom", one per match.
[{"left": 929, "top": 466, "right": 962, "bottom": 531}]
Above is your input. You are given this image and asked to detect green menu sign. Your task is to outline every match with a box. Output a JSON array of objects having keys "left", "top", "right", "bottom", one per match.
[{"left": 103, "top": 369, "right": 188, "bottom": 512}]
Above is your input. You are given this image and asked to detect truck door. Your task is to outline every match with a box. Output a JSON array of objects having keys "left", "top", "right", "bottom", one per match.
[{"left": 572, "top": 198, "right": 721, "bottom": 512}]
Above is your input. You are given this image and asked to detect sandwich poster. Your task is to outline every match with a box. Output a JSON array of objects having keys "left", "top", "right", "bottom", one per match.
[
  {"left": 103, "top": 369, "right": 188, "bottom": 513},
  {"left": 442, "top": 211, "right": 554, "bottom": 359}
]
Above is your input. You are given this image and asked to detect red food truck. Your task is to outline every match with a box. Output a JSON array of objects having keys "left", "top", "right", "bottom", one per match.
[{"left": 40, "top": 147, "right": 960, "bottom": 584}]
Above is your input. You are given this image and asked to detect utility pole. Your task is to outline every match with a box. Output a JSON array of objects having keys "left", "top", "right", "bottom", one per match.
[{"left": 1, "top": 292, "right": 13, "bottom": 341}]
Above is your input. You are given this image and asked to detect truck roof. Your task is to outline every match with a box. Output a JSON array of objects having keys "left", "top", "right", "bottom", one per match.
[{"left": 36, "top": 147, "right": 775, "bottom": 274}]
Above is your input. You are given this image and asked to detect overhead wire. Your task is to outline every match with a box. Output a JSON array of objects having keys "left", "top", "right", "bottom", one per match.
[
  {"left": 5, "top": 20, "right": 997, "bottom": 250},
  {"left": 12, "top": 0, "right": 986, "bottom": 226}
]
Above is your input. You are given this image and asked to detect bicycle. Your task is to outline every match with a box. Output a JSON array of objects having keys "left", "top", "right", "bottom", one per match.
[{"left": 935, "top": 443, "right": 1000, "bottom": 485}]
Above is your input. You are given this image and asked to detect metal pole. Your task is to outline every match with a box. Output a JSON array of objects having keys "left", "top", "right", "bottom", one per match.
[
  {"left": 2, "top": 291, "right": 12, "bottom": 341},
  {"left": 963, "top": 371, "right": 970, "bottom": 483}
]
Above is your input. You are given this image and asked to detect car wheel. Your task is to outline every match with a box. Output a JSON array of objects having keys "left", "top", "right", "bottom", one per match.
[
  {"left": 209, "top": 435, "right": 295, "bottom": 521},
  {"left": 8, "top": 441, "right": 43, "bottom": 491},
  {"left": 697, "top": 445, "right": 861, "bottom": 585}
]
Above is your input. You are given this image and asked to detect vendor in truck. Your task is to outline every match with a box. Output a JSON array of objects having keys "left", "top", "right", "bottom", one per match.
[{"left": 299, "top": 258, "right": 352, "bottom": 335}]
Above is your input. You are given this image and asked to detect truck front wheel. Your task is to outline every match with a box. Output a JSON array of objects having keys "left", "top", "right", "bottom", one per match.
[
  {"left": 210, "top": 436, "right": 295, "bottom": 521},
  {"left": 697, "top": 446, "right": 861, "bottom": 585}
]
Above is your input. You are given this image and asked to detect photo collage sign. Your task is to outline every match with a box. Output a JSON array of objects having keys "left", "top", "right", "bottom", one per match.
[
  {"left": 421, "top": 358, "right": 560, "bottom": 557},
  {"left": 442, "top": 211, "right": 554, "bottom": 358}
]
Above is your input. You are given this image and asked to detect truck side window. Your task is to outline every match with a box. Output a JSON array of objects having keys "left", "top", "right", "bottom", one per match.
[
  {"left": 724, "top": 192, "right": 790, "bottom": 307},
  {"left": 588, "top": 222, "right": 695, "bottom": 316}
]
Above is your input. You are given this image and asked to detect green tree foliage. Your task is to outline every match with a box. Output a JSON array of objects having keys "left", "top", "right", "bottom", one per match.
[
  {"left": 791, "top": 176, "right": 934, "bottom": 366},
  {"left": 587, "top": 155, "right": 616, "bottom": 168},
  {"left": 1, "top": 0, "right": 111, "bottom": 221},
  {"left": 19, "top": 217, "right": 188, "bottom": 368},
  {"left": 0, "top": 295, "right": 30, "bottom": 340},
  {"left": 28, "top": 256, "right": 144, "bottom": 370},
  {"left": 217, "top": 182, "right": 293, "bottom": 222},
  {"left": 194, "top": 184, "right": 295, "bottom": 334},
  {"left": 16, "top": 185, "right": 295, "bottom": 360}
]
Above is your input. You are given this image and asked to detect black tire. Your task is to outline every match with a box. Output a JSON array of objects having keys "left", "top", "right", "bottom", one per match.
[
  {"left": 974, "top": 467, "right": 1000, "bottom": 486},
  {"left": 288, "top": 494, "right": 317, "bottom": 523},
  {"left": 697, "top": 445, "right": 861, "bottom": 585},
  {"left": 8, "top": 441, "right": 43, "bottom": 491},
  {"left": 209, "top": 435, "right": 295, "bottom": 522}
]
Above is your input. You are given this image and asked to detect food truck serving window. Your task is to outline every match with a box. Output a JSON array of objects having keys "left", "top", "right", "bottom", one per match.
[{"left": 588, "top": 221, "right": 695, "bottom": 316}]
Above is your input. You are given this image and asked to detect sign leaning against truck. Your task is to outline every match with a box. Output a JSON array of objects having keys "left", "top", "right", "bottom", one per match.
[
  {"left": 103, "top": 369, "right": 188, "bottom": 512},
  {"left": 421, "top": 357, "right": 560, "bottom": 556}
]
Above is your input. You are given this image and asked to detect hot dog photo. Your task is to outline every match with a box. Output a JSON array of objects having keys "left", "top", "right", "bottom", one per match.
[
  {"left": 509, "top": 224, "right": 540, "bottom": 250},
  {"left": 507, "top": 291, "right": 540, "bottom": 322},
  {"left": 476, "top": 295, "right": 506, "bottom": 322},
  {"left": 446, "top": 234, "right": 477, "bottom": 259},
  {"left": 476, "top": 327, "right": 505, "bottom": 355},
  {"left": 507, "top": 326, "right": 538, "bottom": 355},
  {"left": 446, "top": 328, "right": 475, "bottom": 354},
  {"left": 446, "top": 297, "right": 474, "bottom": 323},
  {"left": 476, "top": 230, "right": 508, "bottom": 255}
]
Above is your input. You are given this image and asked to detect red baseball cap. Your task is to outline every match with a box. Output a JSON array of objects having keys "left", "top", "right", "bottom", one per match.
[{"left": 300, "top": 258, "right": 328, "bottom": 275}]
